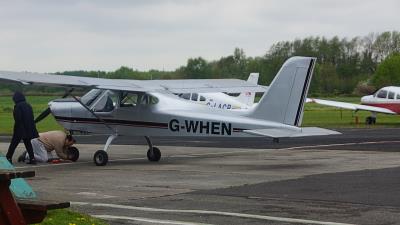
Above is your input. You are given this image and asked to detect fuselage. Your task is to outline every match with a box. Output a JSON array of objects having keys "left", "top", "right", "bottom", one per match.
[
  {"left": 361, "top": 86, "right": 400, "bottom": 114},
  {"left": 176, "top": 92, "right": 252, "bottom": 110},
  {"left": 49, "top": 89, "right": 298, "bottom": 138}
]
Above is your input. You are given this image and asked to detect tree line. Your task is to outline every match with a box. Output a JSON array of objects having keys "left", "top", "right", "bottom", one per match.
[{"left": 2, "top": 31, "right": 400, "bottom": 96}]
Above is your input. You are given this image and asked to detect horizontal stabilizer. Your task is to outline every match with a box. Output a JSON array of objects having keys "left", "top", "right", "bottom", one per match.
[{"left": 244, "top": 127, "right": 340, "bottom": 138}]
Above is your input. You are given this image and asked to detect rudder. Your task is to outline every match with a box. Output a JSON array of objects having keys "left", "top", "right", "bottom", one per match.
[{"left": 236, "top": 73, "right": 259, "bottom": 106}]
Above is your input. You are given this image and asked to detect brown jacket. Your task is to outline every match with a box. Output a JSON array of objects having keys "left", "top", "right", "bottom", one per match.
[{"left": 38, "top": 131, "right": 69, "bottom": 159}]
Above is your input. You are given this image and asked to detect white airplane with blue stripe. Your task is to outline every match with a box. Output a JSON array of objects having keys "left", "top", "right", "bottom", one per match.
[{"left": 0, "top": 57, "right": 339, "bottom": 166}]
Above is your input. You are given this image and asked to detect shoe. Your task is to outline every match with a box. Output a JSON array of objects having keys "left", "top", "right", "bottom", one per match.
[
  {"left": 18, "top": 152, "right": 27, "bottom": 162},
  {"left": 26, "top": 159, "right": 37, "bottom": 165}
]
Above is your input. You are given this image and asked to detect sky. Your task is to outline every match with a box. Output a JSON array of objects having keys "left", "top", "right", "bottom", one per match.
[{"left": 0, "top": 0, "right": 399, "bottom": 72}]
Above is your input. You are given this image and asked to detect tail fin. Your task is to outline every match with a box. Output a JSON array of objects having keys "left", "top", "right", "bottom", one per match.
[
  {"left": 236, "top": 73, "right": 259, "bottom": 106},
  {"left": 249, "top": 57, "right": 315, "bottom": 126}
]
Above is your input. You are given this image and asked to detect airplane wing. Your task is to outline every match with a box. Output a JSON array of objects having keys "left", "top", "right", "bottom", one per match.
[
  {"left": 307, "top": 98, "right": 397, "bottom": 115},
  {"left": 0, "top": 71, "right": 267, "bottom": 93},
  {"left": 244, "top": 127, "right": 340, "bottom": 138}
]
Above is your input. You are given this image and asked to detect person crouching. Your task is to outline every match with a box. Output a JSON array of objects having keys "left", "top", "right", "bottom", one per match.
[{"left": 18, "top": 131, "right": 77, "bottom": 163}]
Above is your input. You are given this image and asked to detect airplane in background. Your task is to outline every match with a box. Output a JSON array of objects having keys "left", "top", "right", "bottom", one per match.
[
  {"left": 309, "top": 86, "right": 400, "bottom": 124},
  {"left": 0, "top": 57, "right": 339, "bottom": 166},
  {"left": 177, "top": 73, "right": 260, "bottom": 110}
]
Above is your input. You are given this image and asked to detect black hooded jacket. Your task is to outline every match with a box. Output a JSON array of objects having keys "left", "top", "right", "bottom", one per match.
[{"left": 12, "top": 92, "right": 39, "bottom": 139}]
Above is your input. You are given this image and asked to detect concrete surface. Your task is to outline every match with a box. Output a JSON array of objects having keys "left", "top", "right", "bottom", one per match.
[{"left": 1, "top": 129, "right": 400, "bottom": 224}]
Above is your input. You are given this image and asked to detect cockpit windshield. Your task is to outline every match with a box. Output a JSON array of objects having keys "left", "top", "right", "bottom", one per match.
[{"left": 81, "top": 89, "right": 103, "bottom": 106}]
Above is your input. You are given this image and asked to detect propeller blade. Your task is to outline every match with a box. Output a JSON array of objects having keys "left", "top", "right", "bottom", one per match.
[
  {"left": 35, "top": 88, "right": 74, "bottom": 124},
  {"left": 34, "top": 107, "right": 51, "bottom": 123}
]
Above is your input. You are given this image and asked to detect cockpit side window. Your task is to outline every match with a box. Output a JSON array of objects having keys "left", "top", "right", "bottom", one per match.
[
  {"left": 377, "top": 90, "right": 388, "bottom": 98},
  {"left": 120, "top": 92, "right": 138, "bottom": 107},
  {"left": 191, "top": 93, "right": 199, "bottom": 101},
  {"left": 199, "top": 95, "right": 206, "bottom": 101},
  {"left": 150, "top": 95, "right": 159, "bottom": 104},
  {"left": 397, "top": 94, "right": 400, "bottom": 100},
  {"left": 138, "top": 94, "right": 158, "bottom": 105},
  {"left": 181, "top": 93, "right": 190, "bottom": 100},
  {"left": 81, "top": 89, "right": 103, "bottom": 107},
  {"left": 388, "top": 91, "right": 395, "bottom": 99},
  {"left": 93, "top": 90, "right": 117, "bottom": 112}
]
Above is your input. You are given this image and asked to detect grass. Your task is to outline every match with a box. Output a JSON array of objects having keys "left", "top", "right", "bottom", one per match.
[
  {"left": 35, "top": 209, "right": 108, "bottom": 225},
  {"left": 0, "top": 95, "right": 399, "bottom": 135},
  {"left": 0, "top": 96, "right": 62, "bottom": 135}
]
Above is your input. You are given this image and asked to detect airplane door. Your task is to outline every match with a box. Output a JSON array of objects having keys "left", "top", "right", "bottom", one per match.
[
  {"left": 114, "top": 92, "right": 140, "bottom": 131},
  {"left": 92, "top": 90, "right": 118, "bottom": 116},
  {"left": 89, "top": 90, "right": 119, "bottom": 133}
]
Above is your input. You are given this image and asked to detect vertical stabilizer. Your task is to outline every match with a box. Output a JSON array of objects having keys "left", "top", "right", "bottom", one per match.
[
  {"left": 236, "top": 73, "right": 259, "bottom": 106},
  {"left": 249, "top": 57, "right": 315, "bottom": 126}
]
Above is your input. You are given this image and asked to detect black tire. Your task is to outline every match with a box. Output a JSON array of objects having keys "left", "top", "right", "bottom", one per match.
[
  {"left": 68, "top": 146, "right": 80, "bottom": 162},
  {"left": 365, "top": 117, "right": 372, "bottom": 125},
  {"left": 93, "top": 150, "right": 108, "bottom": 166},
  {"left": 147, "top": 147, "right": 161, "bottom": 162}
]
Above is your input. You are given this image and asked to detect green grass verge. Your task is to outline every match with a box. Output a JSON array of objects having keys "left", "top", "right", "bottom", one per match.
[
  {"left": 0, "top": 96, "right": 399, "bottom": 135},
  {"left": 0, "top": 96, "right": 62, "bottom": 135},
  {"left": 35, "top": 209, "right": 108, "bottom": 225}
]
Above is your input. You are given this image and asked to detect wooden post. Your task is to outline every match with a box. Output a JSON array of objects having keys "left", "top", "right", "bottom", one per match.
[{"left": 0, "top": 179, "right": 26, "bottom": 225}]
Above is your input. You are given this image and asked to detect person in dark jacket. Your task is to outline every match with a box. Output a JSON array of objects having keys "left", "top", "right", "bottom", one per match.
[{"left": 6, "top": 91, "right": 38, "bottom": 164}]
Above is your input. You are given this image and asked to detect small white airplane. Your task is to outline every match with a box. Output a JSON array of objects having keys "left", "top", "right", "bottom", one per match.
[
  {"left": 0, "top": 57, "right": 339, "bottom": 166},
  {"left": 177, "top": 73, "right": 260, "bottom": 110},
  {"left": 309, "top": 86, "right": 400, "bottom": 124}
]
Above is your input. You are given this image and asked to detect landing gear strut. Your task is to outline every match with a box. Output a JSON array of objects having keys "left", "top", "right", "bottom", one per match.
[
  {"left": 145, "top": 136, "right": 161, "bottom": 162},
  {"left": 93, "top": 134, "right": 118, "bottom": 166}
]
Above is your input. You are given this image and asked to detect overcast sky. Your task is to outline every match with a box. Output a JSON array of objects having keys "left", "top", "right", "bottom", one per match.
[{"left": 0, "top": 0, "right": 399, "bottom": 72}]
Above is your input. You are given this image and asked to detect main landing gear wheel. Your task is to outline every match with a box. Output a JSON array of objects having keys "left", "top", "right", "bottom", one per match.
[
  {"left": 147, "top": 147, "right": 161, "bottom": 162},
  {"left": 67, "top": 146, "right": 80, "bottom": 162},
  {"left": 365, "top": 116, "right": 376, "bottom": 125},
  {"left": 94, "top": 150, "right": 108, "bottom": 166}
]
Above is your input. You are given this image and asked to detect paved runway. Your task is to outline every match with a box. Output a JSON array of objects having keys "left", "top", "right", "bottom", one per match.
[
  {"left": 75, "top": 127, "right": 400, "bottom": 151},
  {"left": 1, "top": 128, "right": 400, "bottom": 224}
]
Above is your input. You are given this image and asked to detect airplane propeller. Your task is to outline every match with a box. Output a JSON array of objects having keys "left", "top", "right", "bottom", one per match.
[
  {"left": 34, "top": 88, "right": 74, "bottom": 124},
  {"left": 34, "top": 107, "right": 52, "bottom": 123}
]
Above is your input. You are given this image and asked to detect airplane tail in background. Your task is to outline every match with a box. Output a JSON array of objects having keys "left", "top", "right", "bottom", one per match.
[
  {"left": 249, "top": 57, "right": 315, "bottom": 127},
  {"left": 236, "top": 73, "right": 259, "bottom": 106}
]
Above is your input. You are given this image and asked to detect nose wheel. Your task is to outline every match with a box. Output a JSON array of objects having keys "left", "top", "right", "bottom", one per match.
[
  {"left": 94, "top": 150, "right": 109, "bottom": 166},
  {"left": 67, "top": 146, "right": 80, "bottom": 162}
]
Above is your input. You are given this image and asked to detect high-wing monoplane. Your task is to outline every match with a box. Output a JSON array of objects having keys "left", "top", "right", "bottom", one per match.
[{"left": 0, "top": 57, "right": 339, "bottom": 166}]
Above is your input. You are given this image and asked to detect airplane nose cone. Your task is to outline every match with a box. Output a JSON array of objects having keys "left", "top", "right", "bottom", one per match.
[
  {"left": 49, "top": 99, "right": 73, "bottom": 118},
  {"left": 361, "top": 95, "right": 371, "bottom": 104}
]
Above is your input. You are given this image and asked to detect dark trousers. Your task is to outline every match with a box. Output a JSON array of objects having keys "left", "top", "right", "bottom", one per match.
[{"left": 6, "top": 135, "right": 35, "bottom": 161}]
